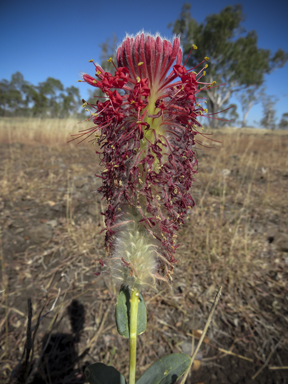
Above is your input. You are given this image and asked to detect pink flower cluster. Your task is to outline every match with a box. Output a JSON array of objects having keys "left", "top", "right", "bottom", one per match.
[{"left": 76, "top": 33, "right": 213, "bottom": 282}]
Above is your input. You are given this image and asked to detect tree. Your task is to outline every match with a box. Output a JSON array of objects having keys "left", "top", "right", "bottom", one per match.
[
  {"left": 169, "top": 4, "right": 288, "bottom": 128},
  {"left": 222, "top": 103, "right": 239, "bottom": 127},
  {"left": 0, "top": 75, "right": 24, "bottom": 116},
  {"left": 278, "top": 112, "right": 288, "bottom": 129},
  {"left": 236, "top": 86, "right": 265, "bottom": 127},
  {"left": 60, "top": 86, "right": 81, "bottom": 117},
  {"left": 260, "top": 95, "right": 278, "bottom": 130},
  {"left": 9, "top": 72, "right": 33, "bottom": 116},
  {"left": 0, "top": 72, "right": 41, "bottom": 117},
  {"left": 208, "top": 101, "right": 239, "bottom": 127},
  {"left": 10, "top": 72, "right": 26, "bottom": 91},
  {"left": 38, "top": 77, "right": 64, "bottom": 117},
  {"left": 0, "top": 72, "right": 83, "bottom": 118},
  {"left": 21, "top": 83, "right": 40, "bottom": 116}
]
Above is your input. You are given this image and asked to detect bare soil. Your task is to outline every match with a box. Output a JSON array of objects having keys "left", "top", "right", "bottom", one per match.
[{"left": 0, "top": 127, "right": 288, "bottom": 383}]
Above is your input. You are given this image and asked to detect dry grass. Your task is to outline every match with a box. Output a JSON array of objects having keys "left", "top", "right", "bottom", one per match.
[
  {"left": 0, "top": 118, "right": 287, "bottom": 383},
  {"left": 0, "top": 117, "right": 84, "bottom": 145}
]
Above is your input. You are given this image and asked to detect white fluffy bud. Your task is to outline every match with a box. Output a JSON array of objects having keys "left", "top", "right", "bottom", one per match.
[{"left": 109, "top": 208, "right": 157, "bottom": 290}]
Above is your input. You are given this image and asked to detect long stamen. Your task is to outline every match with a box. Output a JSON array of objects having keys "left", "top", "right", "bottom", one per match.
[{"left": 76, "top": 32, "right": 220, "bottom": 288}]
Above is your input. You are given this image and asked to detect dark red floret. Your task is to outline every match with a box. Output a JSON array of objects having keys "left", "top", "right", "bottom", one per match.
[{"left": 75, "top": 33, "right": 215, "bottom": 281}]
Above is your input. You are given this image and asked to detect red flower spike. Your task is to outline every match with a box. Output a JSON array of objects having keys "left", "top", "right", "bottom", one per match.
[{"left": 77, "top": 32, "right": 215, "bottom": 285}]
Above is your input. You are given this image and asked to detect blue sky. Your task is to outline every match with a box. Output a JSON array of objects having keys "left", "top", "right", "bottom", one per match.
[{"left": 1, "top": 0, "right": 287, "bottom": 126}]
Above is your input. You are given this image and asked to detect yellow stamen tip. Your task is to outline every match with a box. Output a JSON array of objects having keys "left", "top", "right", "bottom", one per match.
[
  {"left": 205, "top": 57, "right": 209, "bottom": 61},
  {"left": 136, "top": 76, "right": 140, "bottom": 83},
  {"left": 192, "top": 44, "right": 198, "bottom": 49},
  {"left": 93, "top": 80, "right": 97, "bottom": 83},
  {"left": 205, "top": 64, "right": 208, "bottom": 68},
  {"left": 88, "top": 59, "right": 94, "bottom": 62},
  {"left": 96, "top": 71, "right": 101, "bottom": 75},
  {"left": 82, "top": 103, "right": 87, "bottom": 108},
  {"left": 77, "top": 80, "right": 82, "bottom": 82},
  {"left": 203, "top": 71, "right": 206, "bottom": 76},
  {"left": 138, "top": 62, "right": 144, "bottom": 66},
  {"left": 107, "top": 57, "right": 113, "bottom": 62},
  {"left": 212, "top": 81, "right": 216, "bottom": 85}
]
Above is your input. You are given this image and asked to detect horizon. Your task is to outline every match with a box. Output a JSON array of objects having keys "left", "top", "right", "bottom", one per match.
[{"left": 1, "top": 0, "right": 288, "bottom": 127}]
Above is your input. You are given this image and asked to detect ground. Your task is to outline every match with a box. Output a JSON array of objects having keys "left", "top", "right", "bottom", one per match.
[{"left": 0, "top": 118, "right": 288, "bottom": 383}]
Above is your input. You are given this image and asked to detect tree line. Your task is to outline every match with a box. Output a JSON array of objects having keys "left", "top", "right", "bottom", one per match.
[{"left": 0, "top": 72, "right": 82, "bottom": 118}]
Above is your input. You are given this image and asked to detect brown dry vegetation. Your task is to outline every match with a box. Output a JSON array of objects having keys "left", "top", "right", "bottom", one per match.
[{"left": 0, "top": 118, "right": 288, "bottom": 383}]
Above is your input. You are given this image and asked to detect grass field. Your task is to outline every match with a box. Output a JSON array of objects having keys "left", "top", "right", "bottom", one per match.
[{"left": 0, "top": 118, "right": 287, "bottom": 383}]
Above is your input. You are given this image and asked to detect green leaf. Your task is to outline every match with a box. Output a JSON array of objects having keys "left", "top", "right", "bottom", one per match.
[
  {"left": 115, "top": 285, "right": 147, "bottom": 338},
  {"left": 136, "top": 353, "right": 191, "bottom": 384},
  {"left": 84, "top": 362, "right": 126, "bottom": 384}
]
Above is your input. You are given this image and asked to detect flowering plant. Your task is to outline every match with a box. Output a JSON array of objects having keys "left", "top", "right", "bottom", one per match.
[{"left": 74, "top": 32, "right": 220, "bottom": 384}]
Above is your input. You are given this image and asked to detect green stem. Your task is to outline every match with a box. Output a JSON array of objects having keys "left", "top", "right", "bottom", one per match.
[{"left": 129, "top": 288, "right": 139, "bottom": 384}]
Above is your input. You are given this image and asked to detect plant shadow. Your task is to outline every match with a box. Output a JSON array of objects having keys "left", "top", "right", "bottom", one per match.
[{"left": 11, "top": 299, "right": 89, "bottom": 384}]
